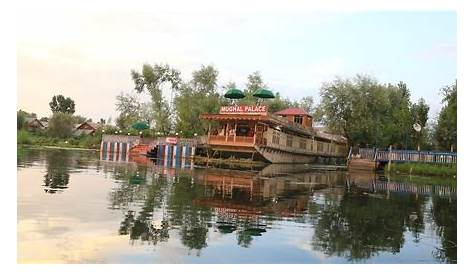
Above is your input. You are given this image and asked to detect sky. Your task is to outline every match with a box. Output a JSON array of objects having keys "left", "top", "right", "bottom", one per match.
[{"left": 16, "top": 1, "right": 456, "bottom": 123}]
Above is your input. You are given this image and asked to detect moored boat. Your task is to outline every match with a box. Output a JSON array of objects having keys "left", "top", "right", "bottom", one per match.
[{"left": 199, "top": 105, "right": 348, "bottom": 164}]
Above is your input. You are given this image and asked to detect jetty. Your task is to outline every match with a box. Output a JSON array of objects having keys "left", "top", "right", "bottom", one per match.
[{"left": 348, "top": 147, "right": 457, "bottom": 171}]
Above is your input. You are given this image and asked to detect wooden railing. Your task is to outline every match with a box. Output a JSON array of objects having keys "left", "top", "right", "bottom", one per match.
[
  {"left": 208, "top": 135, "right": 254, "bottom": 145},
  {"left": 353, "top": 146, "right": 457, "bottom": 165},
  {"left": 376, "top": 150, "right": 457, "bottom": 164}
]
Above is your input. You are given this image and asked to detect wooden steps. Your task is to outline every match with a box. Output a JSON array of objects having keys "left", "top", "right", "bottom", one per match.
[
  {"left": 348, "top": 158, "right": 377, "bottom": 171},
  {"left": 129, "top": 144, "right": 150, "bottom": 155}
]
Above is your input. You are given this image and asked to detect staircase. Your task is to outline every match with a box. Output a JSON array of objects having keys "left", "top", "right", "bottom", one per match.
[
  {"left": 348, "top": 158, "right": 377, "bottom": 171},
  {"left": 129, "top": 144, "right": 150, "bottom": 155}
]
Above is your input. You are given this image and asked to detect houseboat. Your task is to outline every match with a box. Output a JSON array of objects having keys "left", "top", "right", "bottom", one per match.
[{"left": 199, "top": 105, "right": 348, "bottom": 164}]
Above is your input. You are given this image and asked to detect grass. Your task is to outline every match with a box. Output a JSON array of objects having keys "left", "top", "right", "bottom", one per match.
[
  {"left": 17, "top": 130, "right": 102, "bottom": 150},
  {"left": 386, "top": 162, "right": 457, "bottom": 178}
]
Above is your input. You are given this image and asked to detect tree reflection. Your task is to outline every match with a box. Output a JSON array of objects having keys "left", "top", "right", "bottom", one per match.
[
  {"left": 43, "top": 150, "right": 72, "bottom": 193},
  {"left": 112, "top": 171, "right": 170, "bottom": 245},
  {"left": 431, "top": 196, "right": 457, "bottom": 263},
  {"left": 310, "top": 189, "right": 427, "bottom": 261},
  {"left": 168, "top": 176, "right": 212, "bottom": 254}
]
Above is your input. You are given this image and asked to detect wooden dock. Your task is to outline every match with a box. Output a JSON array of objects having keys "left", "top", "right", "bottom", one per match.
[{"left": 348, "top": 147, "right": 457, "bottom": 171}]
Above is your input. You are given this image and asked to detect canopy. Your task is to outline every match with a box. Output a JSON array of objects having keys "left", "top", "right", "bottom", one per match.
[
  {"left": 252, "top": 88, "right": 275, "bottom": 99},
  {"left": 132, "top": 121, "right": 150, "bottom": 130},
  {"left": 224, "top": 88, "right": 245, "bottom": 99}
]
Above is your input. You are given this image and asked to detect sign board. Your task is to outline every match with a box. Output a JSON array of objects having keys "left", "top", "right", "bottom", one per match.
[
  {"left": 219, "top": 105, "right": 267, "bottom": 115},
  {"left": 165, "top": 137, "right": 178, "bottom": 144}
]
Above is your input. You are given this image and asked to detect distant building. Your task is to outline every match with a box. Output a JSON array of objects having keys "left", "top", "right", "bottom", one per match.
[
  {"left": 25, "top": 117, "right": 47, "bottom": 131},
  {"left": 74, "top": 121, "right": 98, "bottom": 136}
]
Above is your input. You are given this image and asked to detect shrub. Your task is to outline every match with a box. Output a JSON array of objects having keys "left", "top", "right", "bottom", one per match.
[{"left": 17, "top": 130, "right": 32, "bottom": 144}]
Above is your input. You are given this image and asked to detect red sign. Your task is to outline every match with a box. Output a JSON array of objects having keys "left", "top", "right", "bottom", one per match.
[
  {"left": 165, "top": 137, "right": 177, "bottom": 144},
  {"left": 219, "top": 105, "right": 267, "bottom": 114}
]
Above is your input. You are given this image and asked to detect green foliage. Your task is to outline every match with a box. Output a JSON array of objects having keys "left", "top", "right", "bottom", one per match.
[
  {"left": 315, "top": 75, "right": 433, "bottom": 149},
  {"left": 115, "top": 92, "right": 141, "bottom": 129},
  {"left": 17, "top": 130, "right": 32, "bottom": 144},
  {"left": 387, "top": 162, "right": 456, "bottom": 177},
  {"left": 49, "top": 94, "right": 75, "bottom": 114},
  {"left": 131, "top": 63, "right": 181, "bottom": 134},
  {"left": 47, "top": 112, "right": 74, "bottom": 138},
  {"left": 435, "top": 81, "right": 457, "bottom": 151},
  {"left": 175, "top": 65, "right": 223, "bottom": 137},
  {"left": 17, "top": 111, "right": 27, "bottom": 130}
]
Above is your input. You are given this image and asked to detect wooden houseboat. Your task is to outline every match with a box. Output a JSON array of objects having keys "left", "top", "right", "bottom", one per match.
[{"left": 200, "top": 105, "right": 348, "bottom": 164}]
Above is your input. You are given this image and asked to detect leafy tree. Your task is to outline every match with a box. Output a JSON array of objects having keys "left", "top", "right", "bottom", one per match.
[
  {"left": 298, "top": 96, "right": 316, "bottom": 115},
  {"left": 315, "top": 75, "right": 427, "bottom": 149},
  {"left": 47, "top": 112, "right": 74, "bottom": 138},
  {"left": 239, "top": 71, "right": 266, "bottom": 105},
  {"left": 49, "top": 95, "right": 75, "bottom": 114},
  {"left": 131, "top": 63, "right": 181, "bottom": 134},
  {"left": 72, "top": 115, "right": 87, "bottom": 124},
  {"left": 115, "top": 92, "right": 141, "bottom": 130},
  {"left": 175, "top": 65, "right": 223, "bottom": 137},
  {"left": 435, "top": 81, "right": 457, "bottom": 151},
  {"left": 17, "top": 110, "right": 27, "bottom": 130},
  {"left": 410, "top": 98, "right": 430, "bottom": 149}
]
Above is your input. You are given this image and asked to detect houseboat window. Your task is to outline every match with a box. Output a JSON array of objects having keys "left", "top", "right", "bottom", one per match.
[
  {"left": 236, "top": 123, "right": 253, "bottom": 136},
  {"left": 286, "top": 135, "right": 293, "bottom": 147},
  {"left": 272, "top": 131, "right": 280, "bottom": 145},
  {"left": 299, "top": 139, "right": 306, "bottom": 149},
  {"left": 294, "top": 115, "right": 303, "bottom": 124}
]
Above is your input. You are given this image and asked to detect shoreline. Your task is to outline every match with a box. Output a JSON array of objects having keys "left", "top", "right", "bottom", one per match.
[{"left": 18, "top": 144, "right": 100, "bottom": 152}]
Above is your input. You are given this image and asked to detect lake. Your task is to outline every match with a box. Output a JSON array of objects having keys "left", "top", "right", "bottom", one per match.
[{"left": 17, "top": 148, "right": 456, "bottom": 263}]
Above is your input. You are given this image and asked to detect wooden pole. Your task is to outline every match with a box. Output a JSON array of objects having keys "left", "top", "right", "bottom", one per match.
[
  {"left": 253, "top": 123, "right": 257, "bottom": 145},
  {"left": 387, "top": 145, "right": 392, "bottom": 172},
  {"left": 233, "top": 123, "right": 237, "bottom": 142},
  {"left": 225, "top": 122, "right": 229, "bottom": 142}
]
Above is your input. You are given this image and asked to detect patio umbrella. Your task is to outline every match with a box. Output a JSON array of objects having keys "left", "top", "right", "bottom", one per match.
[
  {"left": 132, "top": 121, "right": 150, "bottom": 131},
  {"left": 224, "top": 88, "right": 245, "bottom": 99},
  {"left": 252, "top": 88, "right": 275, "bottom": 99}
]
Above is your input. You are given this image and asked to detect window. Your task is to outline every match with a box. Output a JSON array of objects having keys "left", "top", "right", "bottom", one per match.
[
  {"left": 294, "top": 115, "right": 303, "bottom": 124},
  {"left": 272, "top": 131, "right": 280, "bottom": 145},
  {"left": 299, "top": 139, "right": 306, "bottom": 149},
  {"left": 286, "top": 135, "right": 293, "bottom": 147}
]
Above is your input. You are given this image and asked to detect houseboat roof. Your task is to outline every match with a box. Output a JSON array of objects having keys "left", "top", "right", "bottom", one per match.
[{"left": 274, "top": 107, "right": 311, "bottom": 117}]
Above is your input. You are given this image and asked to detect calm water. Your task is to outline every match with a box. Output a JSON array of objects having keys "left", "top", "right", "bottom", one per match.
[{"left": 17, "top": 148, "right": 457, "bottom": 263}]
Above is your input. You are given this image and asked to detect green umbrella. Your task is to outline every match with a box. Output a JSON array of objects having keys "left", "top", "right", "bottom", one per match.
[
  {"left": 129, "top": 175, "right": 145, "bottom": 184},
  {"left": 132, "top": 121, "right": 150, "bottom": 130},
  {"left": 252, "top": 88, "right": 275, "bottom": 99},
  {"left": 224, "top": 88, "right": 245, "bottom": 99}
]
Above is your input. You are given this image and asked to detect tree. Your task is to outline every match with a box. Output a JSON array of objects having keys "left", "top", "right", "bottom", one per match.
[
  {"left": 72, "top": 115, "right": 87, "bottom": 124},
  {"left": 315, "top": 75, "right": 424, "bottom": 148},
  {"left": 298, "top": 96, "right": 316, "bottom": 115},
  {"left": 410, "top": 98, "right": 430, "bottom": 149},
  {"left": 131, "top": 63, "right": 181, "bottom": 134},
  {"left": 17, "top": 110, "right": 27, "bottom": 130},
  {"left": 175, "top": 65, "right": 223, "bottom": 137},
  {"left": 49, "top": 95, "right": 75, "bottom": 114},
  {"left": 239, "top": 71, "right": 266, "bottom": 105},
  {"left": 115, "top": 92, "right": 141, "bottom": 130},
  {"left": 47, "top": 112, "right": 74, "bottom": 138},
  {"left": 435, "top": 81, "right": 457, "bottom": 151}
]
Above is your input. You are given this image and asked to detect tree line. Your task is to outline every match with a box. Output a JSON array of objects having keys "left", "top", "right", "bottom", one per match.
[{"left": 117, "top": 63, "right": 455, "bottom": 151}]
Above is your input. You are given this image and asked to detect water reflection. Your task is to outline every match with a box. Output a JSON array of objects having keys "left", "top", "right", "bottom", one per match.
[{"left": 17, "top": 149, "right": 457, "bottom": 263}]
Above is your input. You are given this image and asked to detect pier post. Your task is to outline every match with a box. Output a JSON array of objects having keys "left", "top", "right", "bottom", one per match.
[{"left": 387, "top": 145, "right": 392, "bottom": 172}]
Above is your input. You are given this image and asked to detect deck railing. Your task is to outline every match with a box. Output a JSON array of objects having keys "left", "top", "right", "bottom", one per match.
[
  {"left": 376, "top": 150, "right": 457, "bottom": 164},
  {"left": 208, "top": 135, "right": 254, "bottom": 145},
  {"left": 354, "top": 147, "right": 456, "bottom": 164}
]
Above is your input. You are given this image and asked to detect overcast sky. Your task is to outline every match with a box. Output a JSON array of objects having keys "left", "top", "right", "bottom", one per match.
[{"left": 17, "top": 1, "right": 456, "bottom": 122}]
